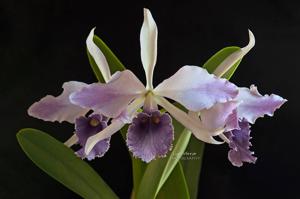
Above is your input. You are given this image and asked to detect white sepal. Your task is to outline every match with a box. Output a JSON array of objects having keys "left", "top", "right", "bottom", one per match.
[
  {"left": 140, "top": 8, "right": 158, "bottom": 89},
  {"left": 87, "top": 28, "right": 111, "bottom": 82},
  {"left": 213, "top": 30, "right": 255, "bottom": 77}
]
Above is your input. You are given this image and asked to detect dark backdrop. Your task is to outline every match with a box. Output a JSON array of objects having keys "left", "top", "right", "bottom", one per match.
[{"left": 0, "top": 0, "right": 297, "bottom": 198}]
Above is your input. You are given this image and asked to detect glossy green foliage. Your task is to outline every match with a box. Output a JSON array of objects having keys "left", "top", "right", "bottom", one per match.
[
  {"left": 17, "top": 129, "right": 118, "bottom": 199},
  {"left": 156, "top": 163, "right": 190, "bottom": 199},
  {"left": 180, "top": 137, "right": 205, "bottom": 199}
]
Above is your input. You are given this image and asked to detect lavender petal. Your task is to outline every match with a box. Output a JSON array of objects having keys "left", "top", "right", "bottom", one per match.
[
  {"left": 237, "top": 85, "right": 287, "bottom": 123},
  {"left": 28, "top": 81, "right": 88, "bottom": 123},
  {"left": 127, "top": 111, "right": 174, "bottom": 163},
  {"left": 154, "top": 65, "right": 238, "bottom": 111},
  {"left": 70, "top": 70, "right": 145, "bottom": 118},
  {"left": 225, "top": 120, "right": 257, "bottom": 167},
  {"left": 200, "top": 101, "right": 239, "bottom": 131}
]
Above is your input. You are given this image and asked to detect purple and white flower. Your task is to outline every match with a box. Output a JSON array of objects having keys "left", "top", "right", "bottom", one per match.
[
  {"left": 69, "top": 9, "right": 245, "bottom": 162},
  {"left": 200, "top": 80, "right": 287, "bottom": 167},
  {"left": 27, "top": 8, "right": 286, "bottom": 165}
]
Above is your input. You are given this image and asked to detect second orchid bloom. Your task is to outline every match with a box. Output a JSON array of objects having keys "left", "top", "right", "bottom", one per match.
[{"left": 28, "top": 9, "right": 286, "bottom": 166}]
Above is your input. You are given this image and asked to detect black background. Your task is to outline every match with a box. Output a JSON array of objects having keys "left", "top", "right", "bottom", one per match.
[{"left": 0, "top": 0, "right": 297, "bottom": 198}]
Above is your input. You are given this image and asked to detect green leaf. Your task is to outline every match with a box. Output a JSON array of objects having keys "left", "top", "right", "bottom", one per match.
[
  {"left": 203, "top": 46, "right": 241, "bottom": 79},
  {"left": 87, "top": 35, "right": 125, "bottom": 82},
  {"left": 180, "top": 137, "right": 205, "bottom": 199},
  {"left": 156, "top": 162, "right": 190, "bottom": 199},
  {"left": 17, "top": 128, "right": 118, "bottom": 199},
  {"left": 180, "top": 46, "right": 243, "bottom": 199},
  {"left": 136, "top": 119, "right": 191, "bottom": 199}
]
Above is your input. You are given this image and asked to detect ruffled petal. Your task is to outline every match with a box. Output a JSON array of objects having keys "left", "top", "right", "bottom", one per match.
[
  {"left": 224, "top": 120, "right": 257, "bottom": 167},
  {"left": 28, "top": 81, "right": 88, "bottom": 123},
  {"left": 87, "top": 28, "right": 111, "bottom": 82},
  {"left": 214, "top": 30, "right": 255, "bottom": 77},
  {"left": 75, "top": 114, "right": 110, "bottom": 160},
  {"left": 84, "top": 97, "right": 145, "bottom": 155},
  {"left": 201, "top": 101, "right": 240, "bottom": 131},
  {"left": 70, "top": 70, "right": 146, "bottom": 118},
  {"left": 154, "top": 65, "right": 238, "bottom": 111},
  {"left": 140, "top": 8, "right": 158, "bottom": 89},
  {"left": 127, "top": 111, "right": 174, "bottom": 163},
  {"left": 236, "top": 85, "right": 287, "bottom": 123}
]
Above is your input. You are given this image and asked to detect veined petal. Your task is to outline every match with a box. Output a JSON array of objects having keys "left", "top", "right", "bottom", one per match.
[
  {"left": 28, "top": 81, "right": 88, "bottom": 123},
  {"left": 154, "top": 96, "right": 223, "bottom": 144},
  {"left": 213, "top": 30, "right": 255, "bottom": 77},
  {"left": 154, "top": 65, "right": 238, "bottom": 111},
  {"left": 127, "top": 111, "right": 174, "bottom": 163},
  {"left": 140, "top": 8, "right": 158, "bottom": 89},
  {"left": 84, "top": 97, "right": 145, "bottom": 155},
  {"left": 75, "top": 114, "right": 110, "bottom": 160},
  {"left": 70, "top": 70, "right": 146, "bottom": 118},
  {"left": 237, "top": 85, "right": 287, "bottom": 123},
  {"left": 201, "top": 101, "right": 240, "bottom": 131},
  {"left": 87, "top": 28, "right": 111, "bottom": 82}
]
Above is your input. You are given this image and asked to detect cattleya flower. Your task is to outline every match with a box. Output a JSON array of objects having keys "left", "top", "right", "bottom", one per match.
[
  {"left": 28, "top": 8, "right": 286, "bottom": 166},
  {"left": 69, "top": 9, "right": 240, "bottom": 162},
  {"left": 200, "top": 85, "right": 286, "bottom": 166}
]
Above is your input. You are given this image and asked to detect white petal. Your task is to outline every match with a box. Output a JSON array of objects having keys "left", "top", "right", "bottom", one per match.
[
  {"left": 87, "top": 28, "right": 111, "bottom": 82},
  {"left": 85, "top": 120, "right": 125, "bottom": 155},
  {"left": 154, "top": 65, "right": 238, "bottom": 111},
  {"left": 140, "top": 8, "right": 158, "bottom": 89},
  {"left": 154, "top": 96, "right": 223, "bottom": 144},
  {"left": 213, "top": 30, "right": 255, "bottom": 77},
  {"left": 64, "top": 134, "right": 78, "bottom": 147}
]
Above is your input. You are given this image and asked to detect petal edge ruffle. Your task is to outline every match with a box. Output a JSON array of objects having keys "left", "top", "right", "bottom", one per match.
[{"left": 28, "top": 81, "right": 88, "bottom": 123}]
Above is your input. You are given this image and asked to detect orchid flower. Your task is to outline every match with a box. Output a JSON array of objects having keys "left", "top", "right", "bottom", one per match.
[
  {"left": 27, "top": 8, "right": 286, "bottom": 165},
  {"left": 69, "top": 9, "right": 241, "bottom": 162},
  {"left": 27, "top": 81, "right": 111, "bottom": 160},
  {"left": 200, "top": 84, "right": 286, "bottom": 166},
  {"left": 196, "top": 35, "right": 287, "bottom": 166}
]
